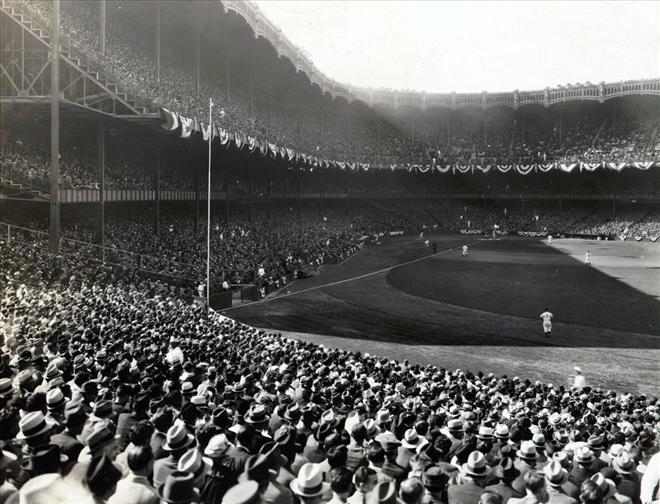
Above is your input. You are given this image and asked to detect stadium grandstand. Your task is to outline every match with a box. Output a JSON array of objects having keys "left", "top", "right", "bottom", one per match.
[{"left": 0, "top": 1, "right": 659, "bottom": 504}]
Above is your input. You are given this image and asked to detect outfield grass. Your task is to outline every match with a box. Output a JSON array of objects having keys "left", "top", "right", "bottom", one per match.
[{"left": 228, "top": 234, "right": 660, "bottom": 395}]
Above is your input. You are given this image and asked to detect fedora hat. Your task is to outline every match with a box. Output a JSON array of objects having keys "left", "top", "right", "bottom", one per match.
[
  {"left": 422, "top": 466, "right": 447, "bottom": 491},
  {"left": 574, "top": 446, "right": 595, "bottom": 465},
  {"left": 284, "top": 404, "right": 301, "bottom": 422},
  {"left": 158, "top": 471, "right": 201, "bottom": 504},
  {"left": 532, "top": 433, "right": 546, "bottom": 449},
  {"left": 177, "top": 448, "right": 208, "bottom": 477},
  {"left": 612, "top": 451, "right": 635, "bottom": 475},
  {"left": 245, "top": 405, "right": 269, "bottom": 426},
  {"left": 87, "top": 423, "right": 116, "bottom": 452},
  {"left": 163, "top": 423, "right": 194, "bottom": 452},
  {"left": 543, "top": 460, "right": 568, "bottom": 486},
  {"left": 462, "top": 451, "right": 490, "bottom": 477},
  {"left": 401, "top": 428, "right": 421, "bottom": 450},
  {"left": 289, "top": 463, "right": 330, "bottom": 498},
  {"left": 516, "top": 441, "right": 537, "bottom": 462},
  {"left": 46, "top": 388, "right": 66, "bottom": 410},
  {"left": 370, "top": 481, "right": 397, "bottom": 504},
  {"left": 447, "top": 419, "right": 463, "bottom": 432},
  {"left": 204, "top": 434, "right": 230, "bottom": 459},
  {"left": 244, "top": 453, "right": 271, "bottom": 483},
  {"left": 222, "top": 481, "right": 259, "bottom": 504},
  {"left": 17, "top": 411, "right": 54, "bottom": 440},
  {"left": 21, "top": 444, "right": 68, "bottom": 474}
]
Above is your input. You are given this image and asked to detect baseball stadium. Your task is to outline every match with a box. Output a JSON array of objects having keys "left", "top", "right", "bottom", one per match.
[{"left": 0, "top": 1, "right": 659, "bottom": 503}]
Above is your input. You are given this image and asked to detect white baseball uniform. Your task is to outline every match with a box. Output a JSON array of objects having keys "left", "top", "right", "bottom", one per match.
[{"left": 540, "top": 311, "right": 553, "bottom": 334}]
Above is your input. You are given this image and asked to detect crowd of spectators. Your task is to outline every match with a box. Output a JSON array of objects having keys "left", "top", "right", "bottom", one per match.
[
  {"left": 11, "top": 0, "right": 659, "bottom": 169},
  {"left": 0, "top": 230, "right": 659, "bottom": 504}
]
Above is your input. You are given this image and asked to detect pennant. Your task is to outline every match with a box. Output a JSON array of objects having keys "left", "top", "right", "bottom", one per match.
[
  {"left": 179, "top": 115, "right": 193, "bottom": 138},
  {"left": 559, "top": 163, "right": 577, "bottom": 173},
  {"left": 160, "top": 108, "right": 178, "bottom": 131},
  {"left": 634, "top": 161, "right": 654, "bottom": 170},
  {"left": 516, "top": 164, "right": 534, "bottom": 175}
]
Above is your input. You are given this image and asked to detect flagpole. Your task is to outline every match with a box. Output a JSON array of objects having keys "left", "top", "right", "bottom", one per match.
[{"left": 206, "top": 98, "right": 213, "bottom": 309}]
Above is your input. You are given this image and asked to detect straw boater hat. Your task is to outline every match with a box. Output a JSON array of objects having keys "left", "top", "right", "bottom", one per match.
[
  {"left": 17, "top": 411, "right": 54, "bottom": 440},
  {"left": 516, "top": 441, "right": 538, "bottom": 463},
  {"left": 289, "top": 463, "right": 330, "bottom": 498},
  {"left": 401, "top": 428, "right": 422, "bottom": 450}
]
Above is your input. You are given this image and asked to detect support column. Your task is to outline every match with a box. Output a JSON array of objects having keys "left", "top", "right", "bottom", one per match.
[
  {"left": 155, "top": 149, "right": 161, "bottom": 235},
  {"left": 97, "top": 122, "right": 105, "bottom": 256},
  {"left": 194, "top": 149, "right": 200, "bottom": 235},
  {"left": 49, "top": 0, "right": 61, "bottom": 253},
  {"left": 99, "top": 0, "right": 106, "bottom": 56},
  {"left": 224, "top": 164, "right": 230, "bottom": 224},
  {"left": 155, "top": 1, "right": 161, "bottom": 84}
]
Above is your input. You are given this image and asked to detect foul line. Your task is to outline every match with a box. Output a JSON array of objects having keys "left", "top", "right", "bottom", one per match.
[{"left": 220, "top": 240, "right": 476, "bottom": 313}]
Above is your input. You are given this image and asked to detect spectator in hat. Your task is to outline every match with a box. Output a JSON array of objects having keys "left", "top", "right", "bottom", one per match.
[
  {"left": 289, "top": 463, "right": 330, "bottom": 504},
  {"left": 87, "top": 453, "right": 123, "bottom": 503},
  {"left": 513, "top": 442, "right": 539, "bottom": 494},
  {"left": 201, "top": 434, "right": 235, "bottom": 504},
  {"left": 422, "top": 465, "right": 450, "bottom": 504},
  {"left": 158, "top": 470, "right": 200, "bottom": 504},
  {"left": 509, "top": 471, "right": 549, "bottom": 504},
  {"left": 50, "top": 401, "right": 86, "bottom": 470},
  {"left": 544, "top": 460, "right": 577, "bottom": 504},
  {"left": 153, "top": 423, "right": 195, "bottom": 490},
  {"left": 448, "top": 451, "right": 490, "bottom": 504},
  {"left": 178, "top": 448, "right": 211, "bottom": 491},
  {"left": 78, "top": 422, "right": 118, "bottom": 464},
  {"left": 485, "top": 456, "right": 523, "bottom": 503},
  {"left": 116, "top": 392, "right": 150, "bottom": 453},
  {"left": 570, "top": 448, "right": 598, "bottom": 488},
  {"left": 398, "top": 429, "right": 423, "bottom": 470},
  {"left": 346, "top": 424, "right": 367, "bottom": 473},
  {"left": 226, "top": 424, "right": 254, "bottom": 484},
  {"left": 45, "top": 387, "right": 66, "bottom": 429},
  {"left": 0, "top": 461, "right": 17, "bottom": 504},
  {"left": 578, "top": 480, "right": 603, "bottom": 504},
  {"left": 532, "top": 433, "right": 548, "bottom": 467},
  {"left": 108, "top": 444, "right": 158, "bottom": 504},
  {"left": 605, "top": 456, "right": 640, "bottom": 504},
  {"left": 17, "top": 411, "right": 55, "bottom": 454},
  {"left": 150, "top": 408, "right": 174, "bottom": 460},
  {"left": 326, "top": 467, "right": 353, "bottom": 504},
  {"left": 376, "top": 433, "right": 405, "bottom": 484},
  {"left": 348, "top": 466, "right": 378, "bottom": 504},
  {"left": 400, "top": 478, "right": 425, "bottom": 504},
  {"left": 586, "top": 437, "right": 607, "bottom": 472}
]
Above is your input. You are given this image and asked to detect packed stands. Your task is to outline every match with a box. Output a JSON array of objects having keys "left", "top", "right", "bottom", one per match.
[{"left": 0, "top": 234, "right": 659, "bottom": 503}]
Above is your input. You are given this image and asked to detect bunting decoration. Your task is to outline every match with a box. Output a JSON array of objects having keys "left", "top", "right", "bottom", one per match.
[{"left": 159, "top": 108, "right": 658, "bottom": 175}]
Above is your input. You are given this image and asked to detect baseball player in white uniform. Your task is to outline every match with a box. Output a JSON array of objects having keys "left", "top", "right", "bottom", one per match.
[
  {"left": 540, "top": 308, "right": 553, "bottom": 337},
  {"left": 462, "top": 245, "right": 468, "bottom": 257},
  {"left": 585, "top": 250, "right": 591, "bottom": 265}
]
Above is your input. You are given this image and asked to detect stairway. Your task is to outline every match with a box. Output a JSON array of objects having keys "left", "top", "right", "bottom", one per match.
[{"left": 0, "top": 0, "right": 151, "bottom": 115}]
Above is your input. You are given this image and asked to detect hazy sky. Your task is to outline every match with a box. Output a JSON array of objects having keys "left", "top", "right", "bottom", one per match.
[{"left": 254, "top": 1, "right": 660, "bottom": 94}]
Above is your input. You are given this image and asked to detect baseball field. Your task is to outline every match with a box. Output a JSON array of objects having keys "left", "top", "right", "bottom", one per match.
[{"left": 224, "top": 235, "right": 660, "bottom": 395}]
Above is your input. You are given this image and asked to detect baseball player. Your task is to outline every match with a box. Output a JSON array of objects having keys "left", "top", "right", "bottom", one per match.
[
  {"left": 539, "top": 308, "right": 553, "bottom": 337},
  {"left": 462, "top": 245, "right": 468, "bottom": 257}
]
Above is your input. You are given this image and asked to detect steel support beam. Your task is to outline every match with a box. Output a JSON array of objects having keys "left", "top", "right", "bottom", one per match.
[
  {"left": 97, "top": 122, "right": 105, "bottom": 255},
  {"left": 49, "top": 0, "right": 61, "bottom": 253}
]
